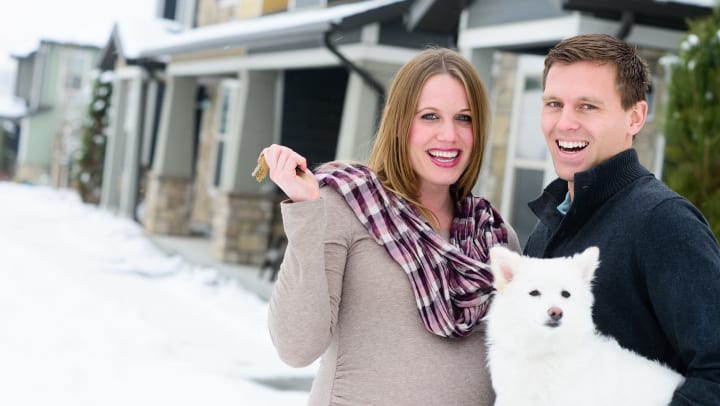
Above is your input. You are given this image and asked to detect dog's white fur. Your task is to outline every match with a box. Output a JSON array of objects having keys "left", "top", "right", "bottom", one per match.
[{"left": 485, "top": 246, "right": 684, "bottom": 406}]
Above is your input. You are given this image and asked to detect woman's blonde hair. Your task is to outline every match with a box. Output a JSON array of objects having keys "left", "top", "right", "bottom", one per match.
[{"left": 367, "top": 47, "right": 490, "bottom": 225}]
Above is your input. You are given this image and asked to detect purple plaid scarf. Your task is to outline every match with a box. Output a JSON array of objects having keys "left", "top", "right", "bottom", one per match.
[{"left": 315, "top": 162, "right": 509, "bottom": 338}]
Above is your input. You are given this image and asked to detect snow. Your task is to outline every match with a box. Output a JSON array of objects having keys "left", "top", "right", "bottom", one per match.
[
  {"left": 0, "top": 95, "right": 27, "bottom": 119},
  {"left": 0, "top": 182, "right": 315, "bottom": 405},
  {"left": 139, "top": 0, "right": 406, "bottom": 57}
]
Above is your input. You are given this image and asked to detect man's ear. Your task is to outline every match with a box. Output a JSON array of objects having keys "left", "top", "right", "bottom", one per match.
[
  {"left": 489, "top": 246, "right": 518, "bottom": 291},
  {"left": 628, "top": 100, "right": 648, "bottom": 138}
]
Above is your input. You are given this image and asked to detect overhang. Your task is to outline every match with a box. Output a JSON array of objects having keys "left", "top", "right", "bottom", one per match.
[{"left": 139, "top": 0, "right": 411, "bottom": 58}]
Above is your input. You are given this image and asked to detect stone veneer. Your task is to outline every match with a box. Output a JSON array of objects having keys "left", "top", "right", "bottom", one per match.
[
  {"left": 212, "top": 192, "right": 284, "bottom": 265},
  {"left": 143, "top": 173, "right": 193, "bottom": 235},
  {"left": 15, "top": 163, "right": 50, "bottom": 185}
]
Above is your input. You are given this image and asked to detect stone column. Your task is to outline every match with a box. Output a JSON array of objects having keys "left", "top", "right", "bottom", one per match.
[
  {"left": 143, "top": 75, "right": 197, "bottom": 235},
  {"left": 211, "top": 70, "right": 279, "bottom": 264}
]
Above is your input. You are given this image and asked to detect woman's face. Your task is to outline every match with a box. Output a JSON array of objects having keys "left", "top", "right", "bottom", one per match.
[{"left": 408, "top": 73, "right": 474, "bottom": 197}]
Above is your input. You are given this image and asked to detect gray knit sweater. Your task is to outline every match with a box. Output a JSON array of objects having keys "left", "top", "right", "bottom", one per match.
[
  {"left": 525, "top": 148, "right": 720, "bottom": 405},
  {"left": 268, "top": 186, "right": 519, "bottom": 405}
]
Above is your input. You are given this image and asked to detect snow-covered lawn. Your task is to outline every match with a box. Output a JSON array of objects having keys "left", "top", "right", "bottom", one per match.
[{"left": 0, "top": 182, "right": 315, "bottom": 405}]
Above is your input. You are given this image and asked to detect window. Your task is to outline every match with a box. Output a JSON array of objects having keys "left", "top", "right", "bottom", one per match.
[
  {"left": 213, "top": 80, "right": 240, "bottom": 188},
  {"left": 289, "top": 0, "right": 326, "bottom": 11}
]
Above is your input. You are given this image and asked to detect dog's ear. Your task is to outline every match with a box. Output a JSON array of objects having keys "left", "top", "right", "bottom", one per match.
[
  {"left": 574, "top": 246, "right": 600, "bottom": 283},
  {"left": 489, "top": 246, "right": 518, "bottom": 290}
]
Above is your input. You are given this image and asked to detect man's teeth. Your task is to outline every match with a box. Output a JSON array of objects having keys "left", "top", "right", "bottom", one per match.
[
  {"left": 558, "top": 141, "right": 589, "bottom": 150},
  {"left": 429, "top": 150, "right": 458, "bottom": 159}
]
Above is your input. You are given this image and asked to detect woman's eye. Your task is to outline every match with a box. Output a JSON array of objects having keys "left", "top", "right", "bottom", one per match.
[
  {"left": 529, "top": 290, "right": 540, "bottom": 297},
  {"left": 456, "top": 114, "right": 472, "bottom": 123},
  {"left": 421, "top": 113, "right": 439, "bottom": 120}
]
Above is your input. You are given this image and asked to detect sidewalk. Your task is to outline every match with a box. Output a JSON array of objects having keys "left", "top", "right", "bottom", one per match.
[
  {"left": 149, "top": 233, "right": 315, "bottom": 393},
  {"left": 149, "top": 234, "right": 275, "bottom": 301}
]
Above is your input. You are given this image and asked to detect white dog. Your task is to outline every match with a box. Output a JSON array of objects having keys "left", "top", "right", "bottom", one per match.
[{"left": 484, "top": 246, "right": 684, "bottom": 406}]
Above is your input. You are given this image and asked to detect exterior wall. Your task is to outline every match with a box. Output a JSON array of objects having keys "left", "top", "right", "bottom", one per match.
[
  {"left": 465, "top": 0, "right": 565, "bottom": 29},
  {"left": 484, "top": 52, "right": 518, "bottom": 209},
  {"left": 196, "top": 0, "right": 239, "bottom": 26},
  {"left": 15, "top": 42, "right": 98, "bottom": 185},
  {"left": 197, "top": 0, "right": 289, "bottom": 26},
  {"left": 634, "top": 49, "right": 667, "bottom": 175},
  {"left": 261, "top": 0, "right": 288, "bottom": 15}
]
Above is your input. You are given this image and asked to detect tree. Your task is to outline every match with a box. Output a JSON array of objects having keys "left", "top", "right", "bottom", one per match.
[
  {"left": 74, "top": 72, "right": 113, "bottom": 204},
  {"left": 664, "top": 7, "right": 720, "bottom": 241}
]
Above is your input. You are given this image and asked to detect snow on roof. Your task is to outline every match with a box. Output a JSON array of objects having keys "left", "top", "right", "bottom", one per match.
[
  {"left": 0, "top": 95, "right": 27, "bottom": 120},
  {"left": 656, "top": 0, "right": 717, "bottom": 6},
  {"left": 113, "top": 18, "right": 185, "bottom": 59},
  {"left": 139, "top": 0, "right": 408, "bottom": 57}
]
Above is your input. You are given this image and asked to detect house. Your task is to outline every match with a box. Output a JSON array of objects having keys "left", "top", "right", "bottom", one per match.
[
  {"left": 11, "top": 40, "right": 100, "bottom": 186},
  {"left": 99, "top": 0, "right": 456, "bottom": 265},
  {"left": 97, "top": 0, "right": 713, "bottom": 265},
  {"left": 0, "top": 95, "right": 26, "bottom": 179}
]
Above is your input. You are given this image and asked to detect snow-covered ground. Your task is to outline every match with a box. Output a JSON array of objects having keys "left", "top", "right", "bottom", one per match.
[{"left": 0, "top": 182, "right": 315, "bottom": 405}]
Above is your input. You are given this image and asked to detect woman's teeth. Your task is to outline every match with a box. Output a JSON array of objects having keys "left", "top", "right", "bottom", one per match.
[{"left": 428, "top": 150, "right": 458, "bottom": 160}]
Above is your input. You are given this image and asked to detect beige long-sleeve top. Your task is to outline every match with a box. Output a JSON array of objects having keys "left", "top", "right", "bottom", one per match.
[{"left": 268, "top": 186, "right": 520, "bottom": 406}]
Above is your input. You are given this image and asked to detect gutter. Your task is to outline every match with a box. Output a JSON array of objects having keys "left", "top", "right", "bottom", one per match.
[{"left": 323, "top": 26, "right": 385, "bottom": 125}]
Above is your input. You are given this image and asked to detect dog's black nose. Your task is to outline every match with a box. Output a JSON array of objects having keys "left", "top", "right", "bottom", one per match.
[{"left": 548, "top": 307, "right": 563, "bottom": 321}]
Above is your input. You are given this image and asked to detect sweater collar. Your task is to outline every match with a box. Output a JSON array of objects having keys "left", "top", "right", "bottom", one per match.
[
  {"left": 572, "top": 148, "right": 650, "bottom": 206},
  {"left": 531, "top": 148, "right": 651, "bottom": 218}
]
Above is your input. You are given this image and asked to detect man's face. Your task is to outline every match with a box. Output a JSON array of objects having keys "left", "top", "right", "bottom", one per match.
[{"left": 541, "top": 61, "right": 647, "bottom": 194}]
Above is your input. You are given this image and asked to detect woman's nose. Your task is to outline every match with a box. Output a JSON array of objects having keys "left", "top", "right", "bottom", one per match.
[{"left": 436, "top": 121, "right": 458, "bottom": 141}]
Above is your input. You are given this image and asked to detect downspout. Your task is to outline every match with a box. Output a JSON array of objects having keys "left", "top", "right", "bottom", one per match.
[
  {"left": 616, "top": 10, "right": 634, "bottom": 40},
  {"left": 323, "top": 26, "right": 385, "bottom": 126}
]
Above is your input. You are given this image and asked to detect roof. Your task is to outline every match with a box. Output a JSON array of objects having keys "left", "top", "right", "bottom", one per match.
[
  {"left": 138, "top": 0, "right": 411, "bottom": 58},
  {"left": 0, "top": 95, "right": 28, "bottom": 121},
  {"left": 97, "top": 18, "right": 184, "bottom": 70},
  {"left": 562, "top": 0, "right": 715, "bottom": 31}
]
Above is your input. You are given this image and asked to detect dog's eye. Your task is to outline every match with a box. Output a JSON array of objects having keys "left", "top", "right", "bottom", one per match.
[
  {"left": 561, "top": 290, "right": 571, "bottom": 298},
  {"left": 529, "top": 290, "right": 540, "bottom": 297}
]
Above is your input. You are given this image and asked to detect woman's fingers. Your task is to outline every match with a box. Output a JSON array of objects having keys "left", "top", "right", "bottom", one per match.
[{"left": 261, "top": 144, "right": 320, "bottom": 202}]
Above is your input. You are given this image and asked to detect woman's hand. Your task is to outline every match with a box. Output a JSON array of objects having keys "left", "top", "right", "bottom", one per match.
[{"left": 262, "top": 144, "right": 320, "bottom": 202}]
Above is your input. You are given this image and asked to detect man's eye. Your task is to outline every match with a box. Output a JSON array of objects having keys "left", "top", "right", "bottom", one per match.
[
  {"left": 580, "top": 104, "right": 597, "bottom": 110},
  {"left": 546, "top": 101, "right": 561, "bottom": 108}
]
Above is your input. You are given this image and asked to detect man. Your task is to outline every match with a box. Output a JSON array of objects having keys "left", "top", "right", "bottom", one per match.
[{"left": 525, "top": 33, "right": 720, "bottom": 404}]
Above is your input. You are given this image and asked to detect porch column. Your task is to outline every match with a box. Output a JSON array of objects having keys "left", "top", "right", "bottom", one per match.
[
  {"left": 212, "top": 70, "right": 279, "bottom": 264},
  {"left": 335, "top": 62, "right": 397, "bottom": 162},
  {"left": 118, "top": 70, "right": 145, "bottom": 219},
  {"left": 144, "top": 75, "right": 197, "bottom": 235},
  {"left": 100, "top": 75, "right": 129, "bottom": 211}
]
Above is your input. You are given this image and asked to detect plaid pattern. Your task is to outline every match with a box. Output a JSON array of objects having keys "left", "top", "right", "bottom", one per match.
[{"left": 316, "top": 162, "right": 509, "bottom": 338}]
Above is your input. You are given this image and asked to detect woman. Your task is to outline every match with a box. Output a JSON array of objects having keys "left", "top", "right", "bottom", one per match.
[{"left": 264, "top": 47, "right": 520, "bottom": 405}]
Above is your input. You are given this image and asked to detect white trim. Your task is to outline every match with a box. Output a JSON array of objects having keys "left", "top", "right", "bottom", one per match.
[
  {"left": 459, "top": 14, "right": 684, "bottom": 52},
  {"left": 459, "top": 15, "right": 583, "bottom": 49},
  {"left": 114, "top": 66, "right": 146, "bottom": 80},
  {"left": 166, "top": 44, "right": 419, "bottom": 76},
  {"left": 140, "top": 0, "right": 405, "bottom": 57}
]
